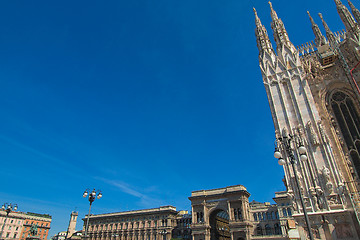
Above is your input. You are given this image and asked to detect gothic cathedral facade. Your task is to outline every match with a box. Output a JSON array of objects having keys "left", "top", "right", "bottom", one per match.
[{"left": 255, "top": 0, "right": 360, "bottom": 239}]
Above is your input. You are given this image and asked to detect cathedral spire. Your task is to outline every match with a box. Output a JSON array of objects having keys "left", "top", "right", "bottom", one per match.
[
  {"left": 268, "top": 1, "right": 295, "bottom": 52},
  {"left": 254, "top": 7, "right": 274, "bottom": 56},
  {"left": 307, "top": 11, "right": 327, "bottom": 47},
  {"left": 319, "top": 13, "right": 337, "bottom": 47},
  {"left": 347, "top": 0, "right": 360, "bottom": 24},
  {"left": 333, "top": 0, "right": 360, "bottom": 36},
  {"left": 269, "top": 1, "right": 278, "bottom": 21}
]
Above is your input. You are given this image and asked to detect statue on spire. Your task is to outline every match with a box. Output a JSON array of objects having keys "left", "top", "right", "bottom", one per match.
[
  {"left": 307, "top": 11, "right": 327, "bottom": 47},
  {"left": 347, "top": 0, "right": 360, "bottom": 24},
  {"left": 333, "top": 0, "right": 360, "bottom": 38},
  {"left": 253, "top": 7, "right": 274, "bottom": 56},
  {"left": 268, "top": 1, "right": 296, "bottom": 52},
  {"left": 319, "top": 13, "right": 337, "bottom": 47}
]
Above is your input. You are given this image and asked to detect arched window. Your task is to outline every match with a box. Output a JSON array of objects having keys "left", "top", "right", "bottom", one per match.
[
  {"left": 266, "top": 212, "right": 271, "bottom": 220},
  {"left": 330, "top": 91, "right": 360, "bottom": 177},
  {"left": 262, "top": 212, "right": 266, "bottom": 220},
  {"left": 271, "top": 211, "right": 276, "bottom": 220},
  {"left": 258, "top": 213, "right": 262, "bottom": 221},
  {"left": 265, "top": 224, "right": 272, "bottom": 235},
  {"left": 274, "top": 223, "right": 281, "bottom": 235},
  {"left": 282, "top": 208, "right": 288, "bottom": 217},
  {"left": 253, "top": 213, "right": 258, "bottom": 221},
  {"left": 275, "top": 211, "right": 279, "bottom": 219}
]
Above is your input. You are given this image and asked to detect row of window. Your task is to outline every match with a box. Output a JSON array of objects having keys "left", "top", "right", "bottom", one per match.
[
  {"left": 253, "top": 208, "right": 292, "bottom": 221},
  {"left": 7, "top": 226, "right": 20, "bottom": 230},
  {"left": 175, "top": 218, "right": 191, "bottom": 227},
  {"left": 4, "top": 219, "right": 22, "bottom": 224},
  {"left": 256, "top": 224, "right": 282, "bottom": 236},
  {"left": 253, "top": 211, "right": 278, "bottom": 221},
  {"left": 91, "top": 219, "right": 170, "bottom": 231},
  {"left": 25, "top": 221, "right": 50, "bottom": 227},
  {"left": 90, "top": 232, "right": 159, "bottom": 240},
  {"left": 92, "top": 215, "right": 168, "bottom": 225},
  {"left": 4, "top": 232, "right": 18, "bottom": 238}
]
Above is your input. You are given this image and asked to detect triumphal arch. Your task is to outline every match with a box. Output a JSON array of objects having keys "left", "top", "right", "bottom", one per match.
[{"left": 189, "top": 185, "right": 252, "bottom": 240}]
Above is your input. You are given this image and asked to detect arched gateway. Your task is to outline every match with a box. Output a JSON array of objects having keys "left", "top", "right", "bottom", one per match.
[{"left": 189, "top": 185, "right": 252, "bottom": 240}]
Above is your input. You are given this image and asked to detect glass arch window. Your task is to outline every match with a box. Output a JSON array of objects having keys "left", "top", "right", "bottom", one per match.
[{"left": 330, "top": 91, "right": 360, "bottom": 177}]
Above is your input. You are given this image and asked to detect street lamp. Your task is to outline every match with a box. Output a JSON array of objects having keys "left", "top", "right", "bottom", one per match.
[
  {"left": 159, "top": 230, "right": 167, "bottom": 240},
  {"left": 0, "top": 203, "right": 18, "bottom": 240},
  {"left": 274, "top": 133, "right": 314, "bottom": 240},
  {"left": 83, "top": 189, "right": 102, "bottom": 240}
]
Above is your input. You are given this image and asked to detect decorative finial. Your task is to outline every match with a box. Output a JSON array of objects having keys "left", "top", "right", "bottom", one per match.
[
  {"left": 253, "top": 7, "right": 260, "bottom": 25},
  {"left": 269, "top": 1, "right": 273, "bottom": 10},
  {"left": 269, "top": 1, "right": 278, "bottom": 20},
  {"left": 307, "top": 11, "right": 315, "bottom": 24}
]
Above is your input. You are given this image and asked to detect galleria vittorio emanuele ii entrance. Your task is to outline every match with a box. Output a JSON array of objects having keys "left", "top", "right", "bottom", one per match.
[
  {"left": 209, "top": 210, "right": 230, "bottom": 240},
  {"left": 189, "top": 185, "right": 252, "bottom": 240}
]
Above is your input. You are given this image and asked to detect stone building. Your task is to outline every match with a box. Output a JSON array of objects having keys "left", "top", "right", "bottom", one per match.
[
  {"left": 254, "top": 0, "right": 360, "bottom": 239},
  {"left": 188, "top": 185, "right": 252, "bottom": 240},
  {"left": 82, "top": 206, "right": 191, "bottom": 240},
  {"left": 66, "top": 211, "right": 78, "bottom": 239}
]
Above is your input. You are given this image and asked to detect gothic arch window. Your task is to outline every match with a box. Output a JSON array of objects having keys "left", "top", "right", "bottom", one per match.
[{"left": 330, "top": 91, "right": 360, "bottom": 177}]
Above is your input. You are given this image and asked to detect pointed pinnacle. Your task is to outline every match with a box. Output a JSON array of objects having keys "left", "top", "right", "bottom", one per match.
[
  {"left": 269, "top": 1, "right": 278, "bottom": 20},
  {"left": 334, "top": 0, "right": 343, "bottom": 6},
  {"left": 319, "top": 13, "right": 337, "bottom": 45},
  {"left": 348, "top": 0, "right": 355, "bottom": 8},
  {"left": 253, "top": 7, "right": 261, "bottom": 26},
  {"left": 307, "top": 11, "right": 316, "bottom": 25},
  {"left": 347, "top": 0, "right": 360, "bottom": 23}
]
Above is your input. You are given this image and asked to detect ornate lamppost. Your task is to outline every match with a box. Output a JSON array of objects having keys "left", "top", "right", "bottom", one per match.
[
  {"left": 274, "top": 133, "right": 314, "bottom": 240},
  {"left": 0, "top": 203, "right": 18, "bottom": 240},
  {"left": 83, "top": 189, "right": 102, "bottom": 240}
]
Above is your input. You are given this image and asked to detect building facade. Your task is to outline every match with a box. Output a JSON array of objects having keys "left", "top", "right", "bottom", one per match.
[
  {"left": 0, "top": 210, "right": 25, "bottom": 240},
  {"left": 20, "top": 213, "right": 52, "bottom": 240},
  {"left": 254, "top": 0, "right": 360, "bottom": 239},
  {"left": 0, "top": 210, "right": 51, "bottom": 240},
  {"left": 82, "top": 206, "right": 191, "bottom": 240}
]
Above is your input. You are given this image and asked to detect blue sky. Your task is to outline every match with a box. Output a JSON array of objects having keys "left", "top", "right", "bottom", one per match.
[{"left": 0, "top": 0, "right": 352, "bottom": 237}]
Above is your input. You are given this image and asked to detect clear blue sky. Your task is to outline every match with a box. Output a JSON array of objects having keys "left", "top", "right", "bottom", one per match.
[{"left": 0, "top": 0, "right": 351, "bottom": 237}]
